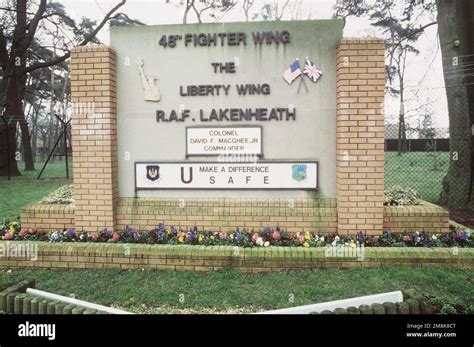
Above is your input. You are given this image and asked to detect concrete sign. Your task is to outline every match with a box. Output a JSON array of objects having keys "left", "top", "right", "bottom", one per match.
[{"left": 111, "top": 20, "right": 343, "bottom": 198}]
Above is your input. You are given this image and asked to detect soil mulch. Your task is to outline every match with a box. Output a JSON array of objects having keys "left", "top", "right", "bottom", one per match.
[{"left": 449, "top": 208, "right": 474, "bottom": 229}]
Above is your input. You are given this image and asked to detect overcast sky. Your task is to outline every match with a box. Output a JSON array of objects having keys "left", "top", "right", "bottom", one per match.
[{"left": 55, "top": 0, "right": 448, "bottom": 129}]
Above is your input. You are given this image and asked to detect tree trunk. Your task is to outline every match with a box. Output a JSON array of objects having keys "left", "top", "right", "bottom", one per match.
[
  {"left": 397, "top": 83, "right": 407, "bottom": 155},
  {"left": 31, "top": 99, "right": 42, "bottom": 163},
  {"left": 438, "top": 0, "right": 474, "bottom": 207},
  {"left": 0, "top": 122, "right": 20, "bottom": 177},
  {"left": 19, "top": 117, "right": 34, "bottom": 170},
  {"left": 48, "top": 59, "right": 56, "bottom": 164},
  {"left": 0, "top": 0, "right": 34, "bottom": 176},
  {"left": 1, "top": 52, "right": 25, "bottom": 176},
  {"left": 183, "top": 0, "right": 192, "bottom": 24}
]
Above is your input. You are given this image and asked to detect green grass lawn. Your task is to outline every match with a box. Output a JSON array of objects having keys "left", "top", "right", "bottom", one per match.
[
  {"left": 0, "top": 267, "right": 472, "bottom": 313},
  {"left": 0, "top": 160, "right": 72, "bottom": 221},
  {"left": 385, "top": 152, "right": 449, "bottom": 203}
]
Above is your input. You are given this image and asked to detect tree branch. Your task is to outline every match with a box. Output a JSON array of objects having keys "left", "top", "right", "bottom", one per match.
[
  {"left": 23, "top": 0, "right": 126, "bottom": 74},
  {"left": 388, "top": 21, "right": 437, "bottom": 57},
  {"left": 77, "top": 0, "right": 126, "bottom": 46},
  {"left": 21, "top": 0, "right": 47, "bottom": 51},
  {"left": 276, "top": 0, "right": 290, "bottom": 20}
]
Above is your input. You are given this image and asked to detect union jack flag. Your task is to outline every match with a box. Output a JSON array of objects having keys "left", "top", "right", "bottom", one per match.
[{"left": 303, "top": 58, "right": 322, "bottom": 82}]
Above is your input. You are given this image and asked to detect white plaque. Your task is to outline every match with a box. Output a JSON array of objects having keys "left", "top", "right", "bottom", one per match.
[
  {"left": 186, "top": 127, "right": 262, "bottom": 156},
  {"left": 135, "top": 161, "right": 318, "bottom": 190}
]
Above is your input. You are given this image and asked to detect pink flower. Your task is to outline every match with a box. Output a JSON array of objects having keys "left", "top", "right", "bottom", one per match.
[
  {"left": 136, "top": 227, "right": 141, "bottom": 234},
  {"left": 91, "top": 234, "right": 98, "bottom": 242},
  {"left": 19, "top": 229, "right": 28, "bottom": 237},
  {"left": 252, "top": 233, "right": 259, "bottom": 242},
  {"left": 272, "top": 231, "right": 280, "bottom": 240},
  {"left": 219, "top": 232, "right": 227, "bottom": 240},
  {"left": 4, "top": 232, "right": 13, "bottom": 240},
  {"left": 177, "top": 231, "right": 184, "bottom": 238},
  {"left": 113, "top": 233, "right": 120, "bottom": 241},
  {"left": 403, "top": 235, "right": 410, "bottom": 242},
  {"left": 30, "top": 227, "right": 37, "bottom": 234},
  {"left": 299, "top": 235, "right": 305, "bottom": 243}
]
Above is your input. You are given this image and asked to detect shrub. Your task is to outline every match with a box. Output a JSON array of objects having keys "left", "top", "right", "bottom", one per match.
[
  {"left": 384, "top": 186, "right": 420, "bottom": 206},
  {"left": 40, "top": 185, "right": 74, "bottom": 204}
]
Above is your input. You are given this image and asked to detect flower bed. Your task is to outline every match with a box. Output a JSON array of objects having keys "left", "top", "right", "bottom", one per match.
[{"left": 1, "top": 221, "right": 472, "bottom": 248}]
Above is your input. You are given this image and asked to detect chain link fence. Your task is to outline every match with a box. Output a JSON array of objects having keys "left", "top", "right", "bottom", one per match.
[
  {"left": 384, "top": 83, "right": 474, "bottom": 206},
  {"left": 0, "top": 114, "right": 72, "bottom": 181}
]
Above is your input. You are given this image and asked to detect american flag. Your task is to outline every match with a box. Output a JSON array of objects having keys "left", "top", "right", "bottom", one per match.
[
  {"left": 282, "top": 59, "right": 302, "bottom": 84},
  {"left": 303, "top": 58, "right": 322, "bottom": 82}
]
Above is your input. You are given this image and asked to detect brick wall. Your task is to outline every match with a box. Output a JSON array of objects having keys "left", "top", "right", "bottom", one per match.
[
  {"left": 21, "top": 204, "right": 75, "bottom": 230},
  {"left": 336, "top": 39, "right": 385, "bottom": 235},
  {"left": 20, "top": 199, "right": 450, "bottom": 235},
  {"left": 0, "top": 242, "right": 472, "bottom": 272},
  {"left": 384, "top": 201, "right": 450, "bottom": 234},
  {"left": 70, "top": 46, "right": 118, "bottom": 233},
  {"left": 116, "top": 198, "right": 337, "bottom": 233}
]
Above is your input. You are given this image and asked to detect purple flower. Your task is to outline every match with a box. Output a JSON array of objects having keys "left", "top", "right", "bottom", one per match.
[
  {"left": 421, "top": 228, "right": 427, "bottom": 240},
  {"left": 235, "top": 228, "right": 242, "bottom": 241},
  {"left": 357, "top": 231, "right": 366, "bottom": 243},
  {"left": 193, "top": 225, "right": 198, "bottom": 233},
  {"left": 66, "top": 229, "right": 76, "bottom": 239},
  {"left": 262, "top": 226, "right": 271, "bottom": 235},
  {"left": 133, "top": 231, "right": 140, "bottom": 240},
  {"left": 101, "top": 228, "right": 112, "bottom": 238},
  {"left": 158, "top": 223, "right": 165, "bottom": 232},
  {"left": 186, "top": 231, "right": 194, "bottom": 242},
  {"left": 157, "top": 230, "right": 164, "bottom": 240}
]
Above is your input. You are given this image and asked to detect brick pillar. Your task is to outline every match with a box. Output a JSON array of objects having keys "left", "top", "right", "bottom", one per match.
[
  {"left": 336, "top": 39, "right": 385, "bottom": 235},
  {"left": 70, "top": 45, "right": 118, "bottom": 233}
]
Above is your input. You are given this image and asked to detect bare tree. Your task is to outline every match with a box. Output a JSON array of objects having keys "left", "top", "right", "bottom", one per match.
[
  {"left": 333, "top": 0, "right": 368, "bottom": 28},
  {"left": 0, "top": 0, "right": 126, "bottom": 175},
  {"left": 242, "top": 0, "right": 255, "bottom": 22},
  {"left": 255, "top": 0, "right": 290, "bottom": 21},
  {"left": 179, "top": 0, "right": 235, "bottom": 24}
]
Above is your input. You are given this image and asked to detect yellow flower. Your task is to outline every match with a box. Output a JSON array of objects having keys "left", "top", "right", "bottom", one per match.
[
  {"left": 303, "top": 242, "right": 310, "bottom": 248},
  {"left": 350, "top": 241, "right": 356, "bottom": 248},
  {"left": 304, "top": 231, "right": 311, "bottom": 240},
  {"left": 9, "top": 225, "right": 14, "bottom": 232},
  {"left": 178, "top": 236, "right": 184, "bottom": 243},
  {"left": 210, "top": 235, "right": 215, "bottom": 240},
  {"left": 198, "top": 234, "right": 203, "bottom": 243}
]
